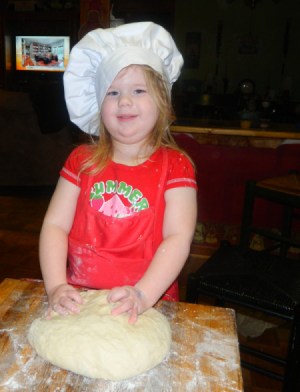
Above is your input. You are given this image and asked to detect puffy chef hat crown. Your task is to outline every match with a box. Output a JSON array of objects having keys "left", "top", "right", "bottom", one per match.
[{"left": 63, "top": 21, "right": 183, "bottom": 135}]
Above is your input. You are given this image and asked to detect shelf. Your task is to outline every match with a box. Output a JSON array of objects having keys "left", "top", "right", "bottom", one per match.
[{"left": 171, "top": 121, "right": 300, "bottom": 140}]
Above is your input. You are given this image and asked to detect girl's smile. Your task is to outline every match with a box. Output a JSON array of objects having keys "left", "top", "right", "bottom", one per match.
[{"left": 116, "top": 114, "right": 138, "bottom": 121}]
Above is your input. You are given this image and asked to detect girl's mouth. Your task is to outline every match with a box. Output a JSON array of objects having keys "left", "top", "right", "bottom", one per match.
[{"left": 117, "top": 114, "right": 137, "bottom": 121}]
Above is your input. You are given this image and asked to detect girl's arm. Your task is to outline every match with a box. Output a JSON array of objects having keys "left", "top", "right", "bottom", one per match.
[
  {"left": 108, "top": 186, "right": 197, "bottom": 322},
  {"left": 137, "top": 186, "right": 197, "bottom": 304},
  {"left": 39, "top": 177, "right": 82, "bottom": 315}
]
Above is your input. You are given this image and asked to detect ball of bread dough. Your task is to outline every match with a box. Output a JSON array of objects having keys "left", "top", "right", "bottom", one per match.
[{"left": 27, "top": 290, "right": 171, "bottom": 380}]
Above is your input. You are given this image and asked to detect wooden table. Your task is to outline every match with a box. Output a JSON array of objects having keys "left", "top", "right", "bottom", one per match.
[{"left": 0, "top": 278, "right": 243, "bottom": 391}]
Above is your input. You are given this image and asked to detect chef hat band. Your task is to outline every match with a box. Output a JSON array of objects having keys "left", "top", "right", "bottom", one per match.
[{"left": 63, "top": 22, "right": 183, "bottom": 135}]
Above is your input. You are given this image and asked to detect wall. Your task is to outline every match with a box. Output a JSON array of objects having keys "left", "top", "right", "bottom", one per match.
[
  {"left": 173, "top": 0, "right": 300, "bottom": 102},
  {"left": 0, "top": 88, "right": 76, "bottom": 186}
]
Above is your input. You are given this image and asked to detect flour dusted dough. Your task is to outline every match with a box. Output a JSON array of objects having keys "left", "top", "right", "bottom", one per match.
[{"left": 27, "top": 290, "right": 171, "bottom": 380}]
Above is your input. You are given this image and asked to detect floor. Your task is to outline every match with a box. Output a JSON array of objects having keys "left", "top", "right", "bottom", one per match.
[{"left": 0, "top": 191, "right": 288, "bottom": 391}]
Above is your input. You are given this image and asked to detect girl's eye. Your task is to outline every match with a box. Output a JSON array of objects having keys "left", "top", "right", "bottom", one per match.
[
  {"left": 106, "top": 90, "right": 119, "bottom": 96},
  {"left": 134, "top": 89, "right": 146, "bottom": 95}
]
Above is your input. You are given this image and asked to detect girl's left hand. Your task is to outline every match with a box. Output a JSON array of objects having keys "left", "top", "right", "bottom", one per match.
[{"left": 107, "top": 286, "right": 146, "bottom": 324}]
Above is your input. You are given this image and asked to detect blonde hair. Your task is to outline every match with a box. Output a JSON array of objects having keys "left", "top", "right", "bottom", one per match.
[{"left": 80, "top": 65, "right": 189, "bottom": 174}]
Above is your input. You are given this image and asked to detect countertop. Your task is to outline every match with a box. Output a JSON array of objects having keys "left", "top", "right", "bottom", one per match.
[{"left": 0, "top": 278, "right": 243, "bottom": 391}]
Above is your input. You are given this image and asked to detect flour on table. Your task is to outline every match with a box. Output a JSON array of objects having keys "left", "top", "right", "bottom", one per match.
[{"left": 27, "top": 290, "right": 171, "bottom": 381}]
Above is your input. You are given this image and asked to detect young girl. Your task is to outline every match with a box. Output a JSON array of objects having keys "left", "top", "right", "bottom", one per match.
[{"left": 39, "top": 22, "right": 197, "bottom": 323}]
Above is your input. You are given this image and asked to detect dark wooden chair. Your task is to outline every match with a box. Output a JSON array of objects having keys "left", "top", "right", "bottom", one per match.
[{"left": 186, "top": 171, "right": 300, "bottom": 392}]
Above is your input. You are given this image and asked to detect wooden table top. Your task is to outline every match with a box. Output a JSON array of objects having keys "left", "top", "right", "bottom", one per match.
[{"left": 0, "top": 278, "right": 243, "bottom": 391}]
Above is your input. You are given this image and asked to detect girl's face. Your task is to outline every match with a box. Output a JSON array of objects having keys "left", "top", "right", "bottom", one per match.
[{"left": 101, "top": 65, "right": 159, "bottom": 147}]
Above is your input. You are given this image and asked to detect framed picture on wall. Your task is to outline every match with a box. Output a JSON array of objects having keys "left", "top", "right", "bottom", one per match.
[{"left": 184, "top": 32, "right": 201, "bottom": 68}]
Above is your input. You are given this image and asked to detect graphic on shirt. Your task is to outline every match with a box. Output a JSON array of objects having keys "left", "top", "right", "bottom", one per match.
[{"left": 90, "top": 180, "right": 149, "bottom": 218}]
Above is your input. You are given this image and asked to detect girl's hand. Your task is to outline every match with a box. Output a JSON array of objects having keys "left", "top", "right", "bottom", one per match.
[
  {"left": 107, "top": 286, "right": 147, "bottom": 324},
  {"left": 47, "top": 283, "right": 83, "bottom": 317}
]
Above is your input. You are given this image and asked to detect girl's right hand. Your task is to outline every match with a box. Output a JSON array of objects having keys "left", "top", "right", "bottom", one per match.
[{"left": 47, "top": 283, "right": 83, "bottom": 317}]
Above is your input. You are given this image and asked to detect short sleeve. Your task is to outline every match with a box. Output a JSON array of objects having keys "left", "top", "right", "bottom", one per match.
[
  {"left": 60, "top": 145, "right": 90, "bottom": 187},
  {"left": 165, "top": 149, "right": 197, "bottom": 191}
]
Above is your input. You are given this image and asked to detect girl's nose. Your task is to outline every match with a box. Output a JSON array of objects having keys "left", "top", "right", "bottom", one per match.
[{"left": 118, "top": 93, "right": 132, "bottom": 106}]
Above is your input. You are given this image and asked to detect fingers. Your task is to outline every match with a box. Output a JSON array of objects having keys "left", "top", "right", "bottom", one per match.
[
  {"left": 67, "top": 290, "right": 84, "bottom": 306},
  {"left": 48, "top": 284, "right": 82, "bottom": 316},
  {"left": 107, "top": 286, "right": 129, "bottom": 304},
  {"left": 48, "top": 284, "right": 145, "bottom": 323},
  {"left": 57, "top": 295, "right": 81, "bottom": 314},
  {"left": 45, "top": 307, "right": 52, "bottom": 320},
  {"left": 107, "top": 286, "right": 146, "bottom": 324},
  {"left": 110, "top": 297, "right": 138, "bottom": 324},
  {"left": 128, "top": 304, "right": 138, "bottom": 324},
  {"left": 110, "top": 297, "right": 134, "bottom": 316}
]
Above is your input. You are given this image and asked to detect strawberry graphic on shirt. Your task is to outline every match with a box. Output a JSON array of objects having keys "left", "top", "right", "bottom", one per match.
[{"left": 90, "top": 194, "right": 104, "bottom": 211}]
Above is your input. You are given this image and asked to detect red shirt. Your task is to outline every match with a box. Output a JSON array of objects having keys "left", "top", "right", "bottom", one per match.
[{"left": 60, "top": 145, "right": 197, "bottom": 299}]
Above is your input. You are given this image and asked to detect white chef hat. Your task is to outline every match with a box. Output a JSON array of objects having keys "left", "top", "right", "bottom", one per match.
[{"left": 63, "top": 21, "right": 183, "bottom": 135}]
